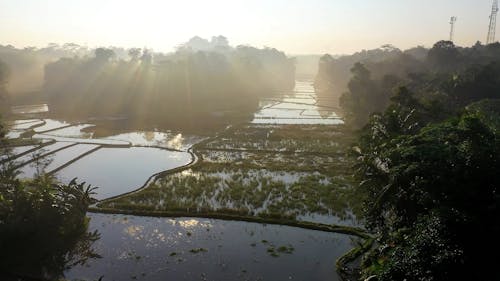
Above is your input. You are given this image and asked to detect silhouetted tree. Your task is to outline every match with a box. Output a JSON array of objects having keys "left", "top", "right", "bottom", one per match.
[
  {"left": 94, "top": 47, "right": 116, "bottom": 62},
  {"left": 427, "top": 40, "right": 461, "bottom": 71},
  {"left": 128, "top": 48, "right": 142, "bottom": 60},
  {"left": 0, "top": 125, "right": 100, "bottom": 280},
  {"left": 41, "top": 37, "right": 295, "bottom": 130},
  {"left": 0, "top": 59, "right": 10, "bottom": 113}
]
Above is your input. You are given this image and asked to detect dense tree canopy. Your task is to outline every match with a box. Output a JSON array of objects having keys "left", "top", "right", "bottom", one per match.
[
  {"left": 0, "top": 38, "right": 295, "bottom": 130},
  {"left": 316, "top": 42, "right": 500, "bottom": 128},
  {"left": 356, "top": 102, "right": 500, "bottom": 280},
  {"left": 335, "top": 42, "right": 500, "bottom": 280},
  {"left": 42, "top": 39, "right": 295, "bottom": 130}
]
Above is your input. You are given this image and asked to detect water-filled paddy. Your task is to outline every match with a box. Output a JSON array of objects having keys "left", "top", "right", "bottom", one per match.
[
  {"left": 15, "top": 142, "right": 75, "bottom": 167},
  {"left": 100, "top": 132, "right": 203, "bottom": 151},
  {"left": 45, "top": 124, "right": 96, "bottom": 138},
  {"left": 33, "top": 134, "right": 131, "bottom": 145},
  {"left": 33, "top": 119, "right": 71, "bottom": 133},
  {"left": 5, "top": 119, "right": 44, "bottom": 139},
  {"left": 38, "top": 125, "right": 203, "bottom": 151},
  {"left": 10, "top": 104, "right": 48, "bottom": 114},
  {"left": 3, "top": 80, "right": 363, "bottom": 280},
  {"left": 64, "top": 213, "right": 355, "bottom": 281},
  {"left": 10, "top": 120, "right": 44, "bottom": 130},
  {"left": 44, "top": 144, "right": 100, "bottom": 173},
  {"left": 204, "top": 125, "right": 351, "bottom": 154},
  {"left": 0, "top": 145, "right": 39, "bottom": 161},
  {"left": 101, "top": 124, "right": 360, "bottom": 226},
  {"left": 5, "top": 131, "right": 25, "bottom": 139},
  {"left": 11, "top": 119, "right": 42, "bottom": 125},
  {"left": 6, "top": 118, "right": 200, "bottom": 199},
  {"left": 252, "top": 81, "right": 342, "bottom": 125},
  {"left": 56, "top": 147, "right": 192, "bottom": 200},
  {"left": 106, "top": 165, "right": 358, "bottom": 225},
  {"left": 252, "top": 118, "right": 343, "bottom": 125}
]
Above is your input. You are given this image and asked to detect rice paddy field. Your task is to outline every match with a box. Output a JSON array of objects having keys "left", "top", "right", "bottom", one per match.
[{"left": 3, "top": 80, "right": 368, "bottom": 281}]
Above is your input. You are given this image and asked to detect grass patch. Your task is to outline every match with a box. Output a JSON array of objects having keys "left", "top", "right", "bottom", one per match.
[
  {"left": 97, "top": 124, "right": 363, "bottom": 225},
  {"left": 189, "top": 248, "right": 208, "bottom": 254}
]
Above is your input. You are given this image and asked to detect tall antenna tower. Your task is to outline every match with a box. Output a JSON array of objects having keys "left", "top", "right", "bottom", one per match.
[
  {"left": 487, "top": 0, "right": 499, "bottom": 44},
  {"left": 449, "top": 16, "right": 457, "bottom": 42}
]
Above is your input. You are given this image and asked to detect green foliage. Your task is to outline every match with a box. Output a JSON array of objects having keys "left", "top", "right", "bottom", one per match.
[
  {"left": 42, "top": 43, "right": 295, "bottom": 130},
  {"left": 340, "top": 63, "right": 397, "bottom": 128},
  {"left": 339, "top": 43, "right": 500, "bottom": 279},
  {"left": 315, "top": 45, "right": 409, "bottom": 105},
  {"left": 362, "top": 215, "right": 464, "bottom": 281},
  {"left": 355, "top": 104, "right": 500, "bottom": 280},
  {"left": 466, "top": 99, "right": 500, "bottom": 133},
  {"left": 427, "top": 40, "right": 461, "bottom": 71},
  {"left": 99, "top": 125, "right": 361, "bottom": 223},
  {"left": 341, "top": 44, "right": 500, "bottom": 279},
  {"left": 318, "top": 41, "right": 500, "bottom": 129},
  {"left": 0, "top": 126, "right": 100, "bottom": 279},
  {"left": 0, "top": 175, "right": 100, "bottom": 279}
]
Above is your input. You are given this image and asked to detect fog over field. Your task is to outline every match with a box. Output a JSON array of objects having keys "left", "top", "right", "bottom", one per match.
[{"left": 1, "top": 1, "right": 499, "bottom": 281}]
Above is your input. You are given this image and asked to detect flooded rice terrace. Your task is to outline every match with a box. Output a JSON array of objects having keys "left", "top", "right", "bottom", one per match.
[
  {"left": 6, "top": 118, "right": 196, "bottom": 199},
  {"left": 65, "top": 214, "right": 355, "bottom": 281},
  {"left": 6, "top": 80, "right": 342, "bottom": 200},
  {"left": 252, "top": 80, "right": 343, "bottom": 125},
  {"left": 3, "top": 80, "right": 362, "bottom": 280}
]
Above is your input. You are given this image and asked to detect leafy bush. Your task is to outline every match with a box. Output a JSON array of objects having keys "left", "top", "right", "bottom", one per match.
[
  {"left": 0, "top": 127, "right": 100, "bottom": 280},
  {"left": 356, "top": 104, "right": 500, "bottom": 280}
]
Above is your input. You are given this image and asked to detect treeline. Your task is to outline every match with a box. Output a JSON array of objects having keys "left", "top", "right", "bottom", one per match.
[
  {"left": 0, "top": 43, "right": 91, "bottom": 95},
  {"left": 328, "top": 42, "right": 500, "bottom": 280},
  {"left": 316, "top": 42, "right": 500, "bottom": 126},
  {"left": 0, "top": 59, "right": 8, "bottom": 113},
  {"left": 315, "top": 44, "right": 427, "bottom": 108},
  {"left": 1, "top": 37, "right": 296, "bottom": 130}
]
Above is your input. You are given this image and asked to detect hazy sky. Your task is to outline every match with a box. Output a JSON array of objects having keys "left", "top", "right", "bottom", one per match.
[{"left": 0, "top": 0, "right": 497, "bottom": 55}]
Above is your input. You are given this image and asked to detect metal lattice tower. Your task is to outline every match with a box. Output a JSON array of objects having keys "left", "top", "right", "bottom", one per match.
[
  {"left": 449, "top": 16, "right": 457, "bottom": 42},
  {"left": 487, "top": 0, "right": 499, "bottom": 44}
]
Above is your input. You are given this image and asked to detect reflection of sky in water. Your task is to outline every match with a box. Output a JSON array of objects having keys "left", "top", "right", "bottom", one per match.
[
  {"left": 5, "top": 130, "right": 24, "bottom": 139},
  {"left": 44, "top": 144, "right": 100, "bottom": 173},
  {"left": 7, "top": 120, "right": 44, "bottom": 138},
  {"left": 269, "top": 102, "right": 318, "bottom": 110},
  {"left": 12, "top": 119, "right": 41, "bottom": 124},
  {"left": 11, "top": 104, "right": 48, "bottom": 114},
  {"left": 10, "top": 120, "right": 44, "bottom": 130},
  {"left": 65, "top": 213, "right": 353, "bottom": 281},
  {"left": 255, "top": 109, "right": 307, "bottom": 119},
  {"left": 33, "top": 134, "right": 130, "bottom": 145},
  {"left": 253, "top": 118, "right": 343, "bottom": 125},
  {"left": 252, "top": 81, "right": 342, "bottom": 125},
  {"left": 101, "top": 132, "right": 202, "bottom": 151},
  {"left": 36, "top": 125, "right": 202, "bottom": 151},
  {"left": 8, "top": 119, "right": 201, "bottom": 199},
  {"left": 281, "top": 97, "right": 317, "bottom": 105},
  {"left": 168, "top": 218, "right": 212, "bottom": 229},
  {"left": 0, "top": 145, "right": 38, "bottom": 161},
  {"left": 15, "top": 142, "right": 74, "bottom": 167},
  {"left": 56, "top": 147, "right": 191, "bottom": 200},
  {"left": 33, "top": 119, "right": 70, "bottom": 133},
  {"left": 301, "top": 110, "right": 339, "bottom": 117},
  {"left": 45, "top": 124, "right": 95, "bottom": 138}
]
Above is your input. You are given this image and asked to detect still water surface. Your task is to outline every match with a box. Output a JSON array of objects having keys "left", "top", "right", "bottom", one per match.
[
  {"left": 65, "top": 213, "right": 354, "bottom": 281},
  {"left": 56, "top": 147, "right": 192, "bottom": 200}
]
